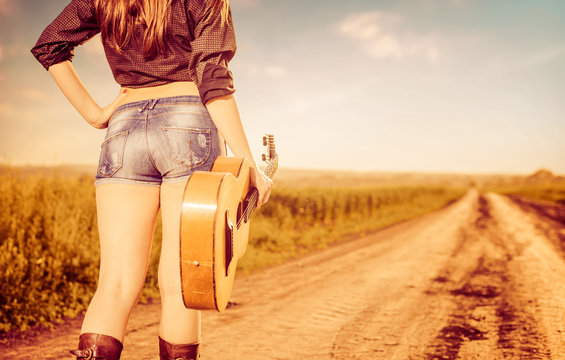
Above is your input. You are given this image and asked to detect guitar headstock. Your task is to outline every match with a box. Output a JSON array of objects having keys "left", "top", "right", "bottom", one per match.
[
  {"left": 261, "top": 134, "right": 278, "bottom": 178},
  {"left": 261, "top": 134, "right": 277, "bottom": 161}
]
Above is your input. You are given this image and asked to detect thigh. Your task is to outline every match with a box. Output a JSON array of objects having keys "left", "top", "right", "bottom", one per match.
[
  {"left": 158, "top": 181, "right": 201, "bottom": 343},
  {"left": 158, "top": 181, "right": 186, "bottom": 294},
  {"left": 96, "top": 184, "right": 161, "bottom": 291}
]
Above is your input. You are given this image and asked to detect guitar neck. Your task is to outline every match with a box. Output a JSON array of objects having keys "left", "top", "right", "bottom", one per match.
[
  {"left": 264, "top": 155, "right": 278, "bottom": 179},
  {"left": 240, "top": 155, "right": 278, "bottom": 225}
]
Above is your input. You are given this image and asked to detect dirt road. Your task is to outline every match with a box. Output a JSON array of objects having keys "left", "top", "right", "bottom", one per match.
[{"left": 3, "top": 190, "right": 565, "bottom": 359}]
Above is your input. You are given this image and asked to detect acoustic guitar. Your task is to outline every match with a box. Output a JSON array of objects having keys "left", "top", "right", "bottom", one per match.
[{"left": 180, "top": 135, "right": 278, "bottom": 312}]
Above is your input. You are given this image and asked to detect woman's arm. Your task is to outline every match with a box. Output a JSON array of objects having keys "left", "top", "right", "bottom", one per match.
[
  {"left": 48, "top": 61, "right": 126, "bottom": 129},
  {"left": 205, "top": 94, "right": 272, "bottom": 206}
]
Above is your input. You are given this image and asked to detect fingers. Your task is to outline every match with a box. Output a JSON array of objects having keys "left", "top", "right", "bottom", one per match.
[
  {"left": 260, "top": 190, "right": 271, "bottom": 207},
  {"left": 257, "top": 189, "right": 269, "bottom": 207},
  {"left": 109, "top": 88, "right": 128, "bottom": 111},
  {"left": 116, "top": 88, "right": 128, "bottom": 102},
  {"left": 93, "top": 89, "right": 129, "bottom": 129},
  {"left": 257, "top": 177, "right": 272, "bottom": 208},
  {"left": 249, "top": 166, "right": 272, "bottom": 208}
]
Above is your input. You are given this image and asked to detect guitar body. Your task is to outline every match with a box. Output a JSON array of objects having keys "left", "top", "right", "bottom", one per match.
[{"left": 180, "top": 156, "right": 251, "bottom": 312}]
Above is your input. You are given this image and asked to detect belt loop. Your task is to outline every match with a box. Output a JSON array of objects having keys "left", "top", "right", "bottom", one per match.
[
  {"left": 138, "top": 101, "right": 148, "bottom": 113},
  {"left": 149, "top": 98, "right": 158, "bottom": 110}
]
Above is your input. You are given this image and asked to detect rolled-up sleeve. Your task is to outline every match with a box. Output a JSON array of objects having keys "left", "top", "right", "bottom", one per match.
[
  {"left": 31, "top": 0, "right": 99, "bottom": 70},
  {"left": 188, "top": 1, "right": 237, "bottom": 104}
]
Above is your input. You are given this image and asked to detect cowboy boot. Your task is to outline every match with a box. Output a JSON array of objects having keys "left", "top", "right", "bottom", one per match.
[
  {"left": 70, "top": 333, "right": 123, "bottom": 360},
  {"left": 159, "top": 336, "right": 200, "bottom": 360}
]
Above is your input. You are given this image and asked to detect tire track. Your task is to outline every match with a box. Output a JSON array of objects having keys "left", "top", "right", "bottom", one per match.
[
  {"left": 424, "top": 193, "right": 557, "bottom": 360},
  {"left": 200, "top": 191, "right": 477, "bottom": 360},
  {"left": 5, "top": 190, "right": 565, "bottom": 359},
  {"left": 487, "top": 193, "right": 565, "bottom": 357},
  {"left": 507, "top": 195, "right": 565, "bottom": 257}
]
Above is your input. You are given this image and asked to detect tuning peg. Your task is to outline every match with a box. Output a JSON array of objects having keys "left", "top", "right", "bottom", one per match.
[
  {"left": 263, "top": 136, "right": 267, "bottom": 146},
  {"left": 262, "top": 154, "right": 267, "bottom": 162}
]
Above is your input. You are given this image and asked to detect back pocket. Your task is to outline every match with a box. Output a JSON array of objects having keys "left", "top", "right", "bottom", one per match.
[
  {"left": 98, "top": 131, "right": 128, "bottom": 177},
  {"left": 164, "top": 128, "right": 212, "bottom": 169}
]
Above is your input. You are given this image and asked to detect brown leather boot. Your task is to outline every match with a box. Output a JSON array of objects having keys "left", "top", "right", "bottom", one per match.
[
  {"left": 70, "top": 333, "right": 123, "bottom": 359},
  {"left": 159, "top": 336, "right": 200, "bottom": 360}
]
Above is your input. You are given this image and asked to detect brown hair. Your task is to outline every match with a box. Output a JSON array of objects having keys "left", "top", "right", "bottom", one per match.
[{"left": 95, "top": 0, "right": 230, "bottom": 59}]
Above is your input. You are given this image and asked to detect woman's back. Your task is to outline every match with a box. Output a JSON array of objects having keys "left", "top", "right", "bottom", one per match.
[{"left": 31, "top": 0, "right": 236, "bottom": 103}]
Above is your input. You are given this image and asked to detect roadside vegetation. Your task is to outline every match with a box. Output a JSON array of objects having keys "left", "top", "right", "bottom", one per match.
[
  {"left": 0, "top": 167, "right": 463, "bottom": 333},
  {"left": 487, "top": 182, "right": 565, "bottom": 206},
  {"left": 241, "top": 185, "right": 464, "bottom": 272}
]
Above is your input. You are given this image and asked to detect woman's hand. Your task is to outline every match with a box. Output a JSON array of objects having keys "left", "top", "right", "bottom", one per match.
[
  {"left": 205, "top": 95, "right": 274, "bottom": 207},
  {"left": 86, "top": 89, "right": 128, "bottom": 129},
  {"left": 249, "top": 166, "right": 272, "bottom": 208},
  {"left": 48, "top": 61, "right": 128, "bottom": 130}
]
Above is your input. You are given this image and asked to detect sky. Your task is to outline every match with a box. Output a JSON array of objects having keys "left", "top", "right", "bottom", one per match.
[{"left": 0, "top": 0, "right": 564, "bottom": 174}]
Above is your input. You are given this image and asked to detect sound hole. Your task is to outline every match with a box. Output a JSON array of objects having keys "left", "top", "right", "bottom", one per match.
[{"left": 224, "top": 210, "right": 233, "bottom": 277}]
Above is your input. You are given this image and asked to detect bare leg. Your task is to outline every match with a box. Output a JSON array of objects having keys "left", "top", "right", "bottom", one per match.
[
  {"left": 81, "top": 184, "right": 160, "bottom": 342},
  {"left": 158, "top": 181, "right": 201, "bottom": 344}
]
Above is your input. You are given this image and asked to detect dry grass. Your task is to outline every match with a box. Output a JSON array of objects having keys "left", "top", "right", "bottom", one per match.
[
  {"left": 487, "top": 182, "right": 565, "bottom": 205},
  {"left": 0, "top": 166, "right": 464, "bottom": 333}
]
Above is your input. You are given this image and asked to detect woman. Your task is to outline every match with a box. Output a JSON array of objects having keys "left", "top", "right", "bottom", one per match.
[{"left": 31, "top": 0, "right": 272, "bottom": 359}]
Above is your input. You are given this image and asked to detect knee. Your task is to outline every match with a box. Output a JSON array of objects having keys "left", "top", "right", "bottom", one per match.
[
  {"left": 95, "top": 277, "right": 145, "bottom": 306},
  {"left": 158, "top": 275, "right": 182, "bottom": 302},
  {"left": 158, "top": 269, "right": 189, "bottom": 308}
]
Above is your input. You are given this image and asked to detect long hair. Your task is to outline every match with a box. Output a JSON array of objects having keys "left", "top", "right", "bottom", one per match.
[{"left": 95, "top": 0, "right": 230, "bottom": 59}]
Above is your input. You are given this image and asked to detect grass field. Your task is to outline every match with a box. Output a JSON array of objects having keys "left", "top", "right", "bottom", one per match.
[
  {"left": 487, "top": 182, "right": 565, "bottom": 205},
  {"left": 481, "top": 169, "right": 565, "bottom": 205},
  {"left": 1, "top": 166, "right": 465, "bottom": 333}
]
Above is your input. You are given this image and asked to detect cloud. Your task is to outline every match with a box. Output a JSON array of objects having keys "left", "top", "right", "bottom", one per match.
[
  {"left": 0, "top": 0, "right": 15, "bottom": 16},
  {"left": 508, "top": 43, "right": 565, "bottom": 73},
  {"left": 414, "top": 0, "right": 467, "bottom": 7},
  {"left": 3, "top": 42, "right": 32, "bottom": 60},
  {"left": 231, "top": 0, "right": 260, "bottom": 8},
  {"left": 0, "top": 45, "right": 4, "bottom": 80},
  {"left": 0, "top": 102, "right": 17, "bottom": 121},
  {"left": 264, "top": 65, "right": 285, "bottom": 78},
  {"left": 339, "top": 11, "right": 441, "bottom": 61},
  {"left": 339, "top": 11, "right": 386, "bottom": 40},
  {"left": 20, "top": 88, "right": 54, "bottom": 102}
]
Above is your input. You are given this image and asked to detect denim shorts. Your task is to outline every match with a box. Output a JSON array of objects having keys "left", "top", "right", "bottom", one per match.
[{"left": 95, "top": 95, "right": 223, "bottom": 187}]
